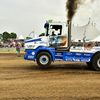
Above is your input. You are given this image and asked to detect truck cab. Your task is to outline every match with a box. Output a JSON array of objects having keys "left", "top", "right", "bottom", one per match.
[
  {"left": 45, "top": 21, "right": 68, "bottom": 49},
  {"left": 24, "top": 21, "right": 100, "bottom": 71}
]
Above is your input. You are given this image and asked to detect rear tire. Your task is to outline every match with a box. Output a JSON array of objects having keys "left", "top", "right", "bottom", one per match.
[
  {"left": 36, "top": 52, "right": 52, "bottom": 68},
  {"left": 91, "top": 53, "right": 100, "bottom": 71}
]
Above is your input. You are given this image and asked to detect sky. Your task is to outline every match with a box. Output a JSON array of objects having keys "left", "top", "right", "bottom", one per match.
[{"left": 0, "top": 0, "right": 100, "bottom": 38}]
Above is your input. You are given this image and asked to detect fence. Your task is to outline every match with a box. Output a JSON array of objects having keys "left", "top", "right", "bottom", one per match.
[{"left": 0, "top": 47, "right": 25, "bottom": 51}]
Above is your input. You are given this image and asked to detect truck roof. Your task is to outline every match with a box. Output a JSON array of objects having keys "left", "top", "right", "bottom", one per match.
[{"left": 45, "top": 21, "right": 67, "bottom": 26}]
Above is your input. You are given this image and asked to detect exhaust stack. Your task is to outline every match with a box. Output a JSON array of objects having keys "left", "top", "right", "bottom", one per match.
[{"left": 68, "top": 21, "right": 71, "bottom": 49}]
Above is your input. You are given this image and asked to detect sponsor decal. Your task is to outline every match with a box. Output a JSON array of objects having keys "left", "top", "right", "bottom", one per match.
[
  {"left": 55, "top": 53, "right": 63, "bottom": 56},
  {"left": 73, "top": 58, "right": 80, "bottom": 62},
  {"left": 71, "top": 46, "right": 100, "bottom": 52},
  {"left": 84, "top": 54, "right": 91, "bottom": 56},
  {"left": 76, "top": 53, "right": 81, "bottom": 56},
  {"left": 71, "top": 47, "right": 84, "bottom": 51},
  {"left": 66, "top": 52, "right": 72, "bottom": 55},
  {"left": 57, "top": 53, "right": 62, "bottom": 55},
  {"left": 28, "top": 56, "right": 34, "bottom": 59},
  {"left": 66, "top": 58, "right": 72, "bottom": 61},
  {"left": 34, "top": 42, "right": 37, "bottom": 44},
  {"left": 81, "top": 59, "right": 90, "bottom": 62},
  {"left": 84, "top": 47, "right": 93, "bottom": 51},
  {"left": 93, "top": 47, "right": 100, "bottom": 50},
  {"left": 84, "top": 47, "right": 93, "bottom": 49},
  {"left": 27, "top": 45, "right": 35, "bottom": 48},
  {"left": 40, "top": 42, "right": 47, "bottom": 44}
]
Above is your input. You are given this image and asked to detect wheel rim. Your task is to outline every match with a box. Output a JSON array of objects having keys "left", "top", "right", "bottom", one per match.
[
  {"left": 40, "top": 55, "right": 49, "bottom": 65},
  {"left": 97, "top": 58, "right": 100, "bottom": 68}
]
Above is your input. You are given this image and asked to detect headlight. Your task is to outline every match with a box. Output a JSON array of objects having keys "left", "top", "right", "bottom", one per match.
[{"left": 32, "top": 52, "right": 35, "bottom": 55}]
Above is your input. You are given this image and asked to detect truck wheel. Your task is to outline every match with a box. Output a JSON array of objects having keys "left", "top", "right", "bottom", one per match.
[
  {"left": 36, "top": 52, "right": 52, "bottom": 68},
  {"left": 91, "top": 53, "right": 100, "bottom": 71}
]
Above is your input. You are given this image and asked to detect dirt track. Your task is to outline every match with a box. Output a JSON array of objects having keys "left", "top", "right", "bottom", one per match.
[{"left": 0, "top": 53, "right": 100, "bottom": 100}]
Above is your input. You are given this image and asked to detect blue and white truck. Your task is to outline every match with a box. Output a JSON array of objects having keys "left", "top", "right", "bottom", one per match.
[{"left": 24, "top": 21, "right": 100, "bottom": 71}]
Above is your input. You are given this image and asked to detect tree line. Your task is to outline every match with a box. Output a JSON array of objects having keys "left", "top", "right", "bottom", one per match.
[
  {"left": 0, "top": 31, "right": 45, "bottom": 43},
  {"left": 0, "top": 31, "right": 17, "bottom": 43}
]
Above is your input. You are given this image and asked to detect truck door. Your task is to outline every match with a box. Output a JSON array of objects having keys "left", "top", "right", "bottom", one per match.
[{"left": 49, "top": 25, "right": 68, "bottom": 48}]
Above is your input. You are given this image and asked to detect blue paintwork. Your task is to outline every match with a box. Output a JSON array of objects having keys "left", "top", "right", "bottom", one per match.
[
  {"left": 54, "top": 51, "right": 94, "bottom": 62},
  {"left": 24, "top": 46, "right": 95, "bottom": 63},
  {"left": 45, "top": 23, "right": 49, "bottom": 25},
  {"left": 42, "top": 58, "right": 46, "bottom": 62},
  {"left": 24, "top": 46, "right": 55, "bottom": 62}
]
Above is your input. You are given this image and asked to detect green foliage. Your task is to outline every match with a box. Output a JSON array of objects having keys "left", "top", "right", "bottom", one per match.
[
  {"left": 0, "top": 34, "right": 2, "bottom": 42},
  {"left": 0, "top": 34, "right": 2, "bottom": 39},
  {"left": 26, "top": 37, "right": 32, "bottom": 39},
  {"left": 10, "top": 32, "right": 17, "bottom": 39},
  {"left": 39, "top": 33, "right": 45, "bottom": 37},
  {"left": 0, "top": 34, "right": 2, "bottom": 38},
  {"left": 2, "top": 32, "right": 10, "bottom": 43},
  {"left": 2, "top": 31, "right": 17, "bottom": 43}
]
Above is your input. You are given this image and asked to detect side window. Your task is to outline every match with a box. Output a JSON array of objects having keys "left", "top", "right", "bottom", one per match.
[{"left": 50, "top": 25, "right": 62, "bottom": 36}]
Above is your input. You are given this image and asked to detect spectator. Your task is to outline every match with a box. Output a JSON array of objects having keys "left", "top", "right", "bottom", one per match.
[{"left": 16, "top": 43, "right": 21, "bottom": 57}]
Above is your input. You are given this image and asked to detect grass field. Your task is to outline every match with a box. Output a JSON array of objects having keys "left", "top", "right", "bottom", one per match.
[{"left": 0, "top": 50, "right": 24, "bottom": 53}]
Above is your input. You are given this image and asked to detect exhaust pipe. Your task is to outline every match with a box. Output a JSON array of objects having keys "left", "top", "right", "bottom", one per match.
[{"left": 68, "top": 21, "right": 71, "bottom": 50}]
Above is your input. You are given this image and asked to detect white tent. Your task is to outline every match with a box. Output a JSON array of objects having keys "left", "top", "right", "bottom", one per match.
[
  {"left": 18, "top": 35, "right": 24, "bottom": 39},
  {"left": 91, "top": 35, "right": 100, "bottom": 42},
  {"left": 71, "top": 20, "right": 100, "bottom": 41},
  {"left": 34, "top": 34, "right": 37, "bottom": 38}
]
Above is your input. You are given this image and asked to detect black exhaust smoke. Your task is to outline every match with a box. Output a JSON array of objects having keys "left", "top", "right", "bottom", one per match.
[
  {"left": 66, "top": 0, "right": 96, "bottom": 23},
  {"left": 66, "top": 0, "right": 81, "bottom": 23},
  {"left": 66, "top": 0, "right": 96, "bottom": 50}
]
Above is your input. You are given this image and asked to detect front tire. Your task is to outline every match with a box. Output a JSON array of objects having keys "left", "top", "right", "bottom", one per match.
[
  {"left": 36, "top": 52, "right": 52, "bottom": 68},
  {"left": 91, "top": 53, "right": 100, "bottom": 71}
]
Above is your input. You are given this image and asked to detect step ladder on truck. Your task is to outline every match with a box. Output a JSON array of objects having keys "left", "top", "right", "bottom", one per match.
[{"left": 24, "top": 21, "right": 100, "bottom": 71}]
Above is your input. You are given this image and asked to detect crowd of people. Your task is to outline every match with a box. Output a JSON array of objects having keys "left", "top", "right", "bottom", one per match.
[
  {"left": 0, "top": 42, "right": 99, "bottom": 48},
  {"left": 0, "top": 42, "right": 24, "bottom": 57},
  {"left": 0, "top": 43, "right": 14, "bottom": 48},
  {"left": 0, "top": 43, "right": 24, "bottom": 48}
]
